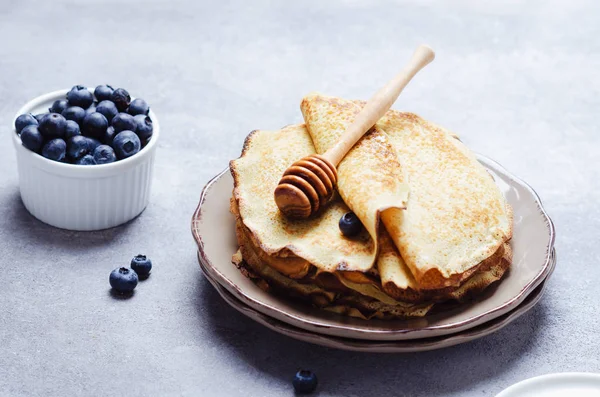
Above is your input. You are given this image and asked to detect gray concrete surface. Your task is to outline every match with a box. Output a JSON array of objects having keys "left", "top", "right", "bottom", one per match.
[{"left": 1, "top": 0, "right": 598, "bottom": 396}]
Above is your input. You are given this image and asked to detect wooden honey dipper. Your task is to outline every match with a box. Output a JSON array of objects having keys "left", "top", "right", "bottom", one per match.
[{"left": 274, "top": 45, "right": 435, "bottom": 219}]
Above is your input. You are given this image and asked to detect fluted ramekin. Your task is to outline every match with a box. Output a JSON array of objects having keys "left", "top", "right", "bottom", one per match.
[{"left": 12, "top": 89, "right": 160, "bottom": 231}]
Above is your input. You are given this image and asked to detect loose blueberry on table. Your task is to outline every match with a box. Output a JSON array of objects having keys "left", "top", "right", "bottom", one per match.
[
  {"left": 109, "top": 267, "right": 139, "bottom": 293},
  {"left": 130, "top": 255, "right": 152, "bottom": 279},
  {"left": 339, "top": 212, "right": 363, "bottom": 237},
  {"left": 293, "top": 370, "right": 318, "bottom": 394},
  {"left": 15, "top": 84, "right": 153, "bottom": 165}
]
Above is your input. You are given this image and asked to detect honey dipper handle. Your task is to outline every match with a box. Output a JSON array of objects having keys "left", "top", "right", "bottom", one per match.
[{"left": 323, "top": 45, "right": 435, "bottom": 166}]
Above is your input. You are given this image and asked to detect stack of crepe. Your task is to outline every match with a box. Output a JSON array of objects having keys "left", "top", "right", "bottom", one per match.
[{"left": 230, "top": 94, "right": 513, "bottom": 319}]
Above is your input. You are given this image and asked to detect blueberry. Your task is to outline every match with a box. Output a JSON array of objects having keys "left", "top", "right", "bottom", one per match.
[
  {"left": 67, "top": 86, "right": 94, "bottom": 109},
  {"left": 141, "top": 137, "right": 151, "bottom": 148},
  {"left": 339, "top": 212, "right": 362, "bottom": 237},
  {"left": 82, "top": 112, "right": 108, "bottom": 139},
  {"left": 34, "top": 113, "right": 47, "bottom": 123},
  {"left": 110, "top": 88, "right": 131, "bottom": 112},
  {"left": 39, "top": 113, "right": 67, "bottom": 139},
  {"left": 96, "top": 100, "right": 118, "bottom": 123},
  {"left": 86, "top": 137, "right": 102, "bottom": 151},
  {"left": 112, "top": 112, "right": 137, "bottom": 132},
  {"left": 109, "top": 267, "right": 138, "bottom": 293},
  {"left": 94, "top": 85, "right": 114, "bottom": 102},
  {"left": 15, "top": 113, "right": 38, "bottom": 134},
  {"left": 127, "top": 98, "right": 149, "bottom": 116},
  {"left": 76, "top": 154, "right": 96, "bottom": 165},
  {"left": 85, "top": 102, "right": 97, "bottom": 118},
  {"left": 62, "top": 106, "right": 86, "bottom": 125},
  {"left": 20, "top": 125, "right": 44, "bottom": 152},
  {"left": 67, "top": 135, "right": 92, "bottom": 161},
  {"left": 42, "top": 138, "right": 67, "bottom": 162},
  {"left": 112, "top": 130, "right": 141, "bottom": 159},
  {"left": 134, "top": 115, "right": 153, "bottom": 141},
  {"left": 93, "top": 145, "right": 117, "bottom": 164},
  {"left": 64, "top": 120, "right": 81, "bottom": 139},
  {"left": 49, "top": 99, "right": 68, "bottom": 114},
  {"left": 293, "top": 370, "right": 318, "bottom": 394},
  {"left": 130, "top": 254, "right": 152, "bottom": 279},
  {"left": 103, "top": 126, "right": 117, "bottom": 145}
]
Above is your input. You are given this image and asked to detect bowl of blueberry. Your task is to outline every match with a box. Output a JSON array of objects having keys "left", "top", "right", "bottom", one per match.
[{"left": 12, "top": 85, "right": 160, "bottom": 231}]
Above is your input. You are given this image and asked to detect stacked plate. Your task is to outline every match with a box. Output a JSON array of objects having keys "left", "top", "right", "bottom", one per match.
[{"left": 192, "top": 155, "right": 556, "bottom": 353}]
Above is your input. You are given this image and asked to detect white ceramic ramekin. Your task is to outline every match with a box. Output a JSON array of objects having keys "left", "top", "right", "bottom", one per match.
[{"left": 12, "top": 89, "right": 160, "bottom": 231}]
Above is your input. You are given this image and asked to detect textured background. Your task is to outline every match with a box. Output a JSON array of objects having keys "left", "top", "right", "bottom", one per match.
[{"left": 1, "top": 0, "right": 598, "bottom": 396}]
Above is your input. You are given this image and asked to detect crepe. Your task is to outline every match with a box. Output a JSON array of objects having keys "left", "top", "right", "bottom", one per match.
[
  {"left": 300, "top": 93, "right": 409, "bottom": 271},
  {"left": 378, "top": 229, "right": 512, "bottom": 302},
  {"left": 301, "top": 94, "right": 512, "bottom": 290},
  {"left": 375, "top": 109, "right": 513, "bottom": 289},
  {"left": 230, "top": 125, "right": 376, "bottom": 274}
]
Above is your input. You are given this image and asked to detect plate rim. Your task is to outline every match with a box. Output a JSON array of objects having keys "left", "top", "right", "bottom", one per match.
[
  {"left": 191, "top": 154, "right": 556, "bottom": 339},
  {"left": 200, "top": 249, "right": 555, "bottom": 352},
  {"left": 496, "top": 372, "right": 600, "bottom": 396}
]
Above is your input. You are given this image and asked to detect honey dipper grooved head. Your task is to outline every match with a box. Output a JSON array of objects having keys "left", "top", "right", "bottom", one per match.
[{"left": 274, "top": 154, "right": 338, "bottom": 219}]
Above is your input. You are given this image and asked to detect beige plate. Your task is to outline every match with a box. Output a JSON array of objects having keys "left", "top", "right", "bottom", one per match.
[
  {"left": 200, "top": 249, "right": 554, "bottom": 352},
  {"left": 191, "top": 155, "right": 556, "bottom": 341}
]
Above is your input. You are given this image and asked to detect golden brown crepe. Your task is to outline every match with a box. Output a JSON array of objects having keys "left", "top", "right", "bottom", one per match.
[
  {"left": 375, "top": 109, "right": 513, "bottom": 289},
  {"left": 301, "top": 94, "right": 512, "bottom": 290},
  {"left": 230, "top": 125, "right": 376, "bottom": 274},
  {"left": 300, "top": 93, "right": 409, "bottom": 272}
]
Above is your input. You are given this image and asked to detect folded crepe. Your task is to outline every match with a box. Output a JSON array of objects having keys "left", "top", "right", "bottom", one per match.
[
  {"left": 376, "top": 108, "right": 513, "bottom": 290},
  {"left": 301, "top": 94, "right": 513, "bottom": 291},
  {"left": 298, "top": 93, "right": 410, "bottom": 272},
  {"left": 230, "top": 124, "right": 376, "bottom": 277},
  {"left": 229, "top": 102, "right": 513, "bottom": 318}
]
